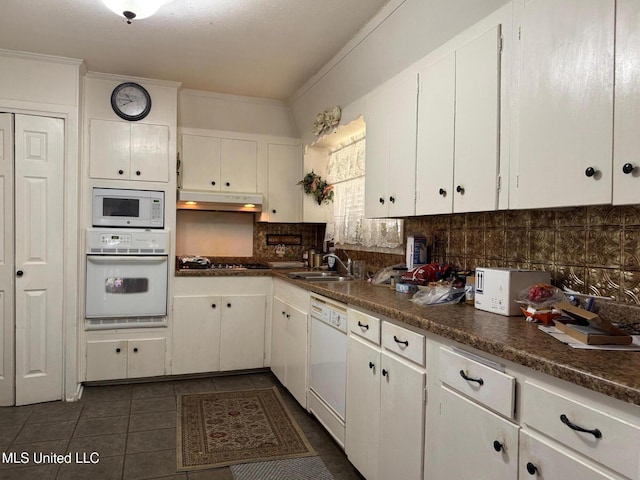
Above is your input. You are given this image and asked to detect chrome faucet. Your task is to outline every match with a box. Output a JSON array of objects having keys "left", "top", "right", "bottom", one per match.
[{"left": 323, "top": 252, "right": 352, "bottom": 275}]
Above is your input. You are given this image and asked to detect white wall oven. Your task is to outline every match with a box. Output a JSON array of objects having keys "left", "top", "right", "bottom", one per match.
[
  {"left": 85, "top": 229, "right": 169, "bottom": 327},
  {"left": 93, "top": 187, "right": 164, "bottom": 228}
]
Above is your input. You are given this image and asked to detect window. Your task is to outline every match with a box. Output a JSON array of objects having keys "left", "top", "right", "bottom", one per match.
[{"left": 324, "top": 131, "right": 403, "bottom": 251}]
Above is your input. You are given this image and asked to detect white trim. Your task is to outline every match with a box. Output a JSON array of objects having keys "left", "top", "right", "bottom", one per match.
[
  {"left": 0, "top": 48, "right": 84, "bottom": 66},
  {"left": 180, "top": 88, "right": 288, "bottom": 107},
  {"left": 288, "top": 0, "right": 406, "bottom": 104},
  {"left": 85, "top": 71, "right": 182, "bottom": 89}
]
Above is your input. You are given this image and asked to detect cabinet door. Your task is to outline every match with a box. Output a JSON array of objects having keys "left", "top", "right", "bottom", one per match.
[
  {"left": 613, "top": 0, "right": 640, "bottom": 205},
  {"left": 219, "top": 294, "right": 266, "bottom": 370},
  {"left": 387, "top": 74, "right": 418, "bottom": 217},
  {"left": 86, "top": 340, "right": 128, "bottom": 381},
  {"left": 364, "top": 88, "right": 390, "bottom": 219},
  {"left": 271, "top": 296, "right": 288, "bottom": 384},
  {"left": 286, "top": 304, "right": 308, "bottom": 408},
  {"left": 127, "top": 338, "right": 166, "bottom": 379},
  {"left": 436, "top": 386, "right": 519, "bottom": 480},
  {"left": 378, "top": 353, "right": 425, "bottom": 480},
  {"left": 220, "top": 138, "right": 257, "bottom": 193},
  {"left": 346, "top": 336, "right": 381, "bottom": 480},
  {"left": 131, "top": 123, "right": 169, "bottom": 182},
  {"left": 513, "top": 0, "right": 614, "bottom": 208},
  {"left": 267, "top": 144, "right": 301, "bottom": 222},
  {"left": 519, "top": 430, "right": 618, "bottom": 480},
  {"left": 416, "top": 53, "right": 456, "bottom": 215},
  {"left": 181, "top": 134, "right": 221, "bottom": 191},
  {"left": 172, "top": 295, "right": 221, "bottom": 375},
  {"left": 454, "top": 25, "right": 501, "bottom": 213},
  {"left": 89, "top": 119, "right": 130, "bottom": 180}
]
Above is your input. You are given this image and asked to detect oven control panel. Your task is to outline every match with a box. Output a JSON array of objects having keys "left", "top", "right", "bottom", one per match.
[{"left": 86, "top": 228, "right": 170, "bottom": 254}]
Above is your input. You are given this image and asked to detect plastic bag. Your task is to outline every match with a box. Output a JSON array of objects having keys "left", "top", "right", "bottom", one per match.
[
  {"left": 410, "top": 285, "right": 468, "bottom": 306},
  {"left": 371, "top": 264, "right": 406, "bottom": 285},
  {"left": 515, "top": 283, "right": 567, "bottom": 309},
  {"left": 401, "top": 263, "right": 453, "bottom": 286}
]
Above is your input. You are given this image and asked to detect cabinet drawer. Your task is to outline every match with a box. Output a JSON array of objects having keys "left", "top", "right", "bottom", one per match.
[
  {"left": 348, "top": 308, "right": 380, "bottom": 345},
  {"left": 273, "top": 279, "right": 310, "bottom": 313},
  {"left": 381, "top": 322, "right": 425, "bottom": 366},
  {"left": 438, "top": 347, "right": 515, "bottom": 419},
  {"left": 522, "top": 381, "right": 640, "bottom": 480}
]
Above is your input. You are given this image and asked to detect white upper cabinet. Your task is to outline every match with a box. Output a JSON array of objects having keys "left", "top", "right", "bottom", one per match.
[
  {"left": 416, "top": 25, "right": 502, "bottom": 215},
  {"left": 90, "top": 119, "right": 169, "bottom": 182},
  {"left": 613, "top": 0, "right": 640, "bottom": 205},
  {"left": 180, "top": 134, "right": 257, "bottom": 192},
  {"left": 511, "top": 0, "right": 615, "bottom": 209},
  {"left": 266, "top": 143, "right": 302, "bottom": 222},
  {"left": 364, "top": 74, "right": 418, "bottom": 219}
]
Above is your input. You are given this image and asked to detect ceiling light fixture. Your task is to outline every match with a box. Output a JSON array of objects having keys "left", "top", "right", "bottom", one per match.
[{"left": 102, "top": 0, "right": 173, "bottom": 24}]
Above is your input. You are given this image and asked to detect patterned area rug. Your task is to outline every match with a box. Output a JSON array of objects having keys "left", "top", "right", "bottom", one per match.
[
  {"left": 231, "top": 456, "right": 334, "bottom": 480},
  {"left": 177, "top": 387, "right": 316, "bottom": 471}
]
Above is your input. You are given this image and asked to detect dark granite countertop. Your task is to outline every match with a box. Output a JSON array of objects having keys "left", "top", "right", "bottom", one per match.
[
  {"left": 175, "top": 269, "right": 272, "bottom": 277},
  {"left": 270, "top": 271, "right": 640, "bottom": 408},
  {"left": 176, "top": 268, "right": 640, "bottom": 407}
]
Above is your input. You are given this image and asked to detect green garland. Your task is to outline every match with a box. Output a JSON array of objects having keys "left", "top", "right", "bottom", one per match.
[{"left": 298, "top": 171, "right": 334, "bottom": 205}]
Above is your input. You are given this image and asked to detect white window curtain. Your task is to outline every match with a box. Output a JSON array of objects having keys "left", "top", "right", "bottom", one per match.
[{"left": 324, "top": 133, "right": 403, "bottom": 249}]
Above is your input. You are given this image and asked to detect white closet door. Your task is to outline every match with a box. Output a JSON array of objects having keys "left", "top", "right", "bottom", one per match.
[
  {"left": 14, "top": 114, "right": 64, "bottom": 406},
  {"left": 0, "top": 113, "right": 14, "bottom": 406}
]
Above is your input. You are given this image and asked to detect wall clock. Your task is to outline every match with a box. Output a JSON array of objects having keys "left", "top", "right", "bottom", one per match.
[{"left": 110, "top": 82, "right": 152, "bottom": 121}]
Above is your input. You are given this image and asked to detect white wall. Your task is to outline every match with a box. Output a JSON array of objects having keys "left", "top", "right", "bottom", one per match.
[
  {"left": 288, "top": 0, "right": 510, "bottom": 146},
  {"left": 179, "top": 89, "right": 299, "bottom": 138}
]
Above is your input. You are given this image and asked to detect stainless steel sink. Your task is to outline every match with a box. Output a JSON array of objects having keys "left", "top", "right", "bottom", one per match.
[{"left": 287, "top": 271, "right": 354, "bottom": 282}]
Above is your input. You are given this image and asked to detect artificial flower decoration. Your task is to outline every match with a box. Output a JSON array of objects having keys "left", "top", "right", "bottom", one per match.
[
  {"left": 312, "top": 106, "right": 341, "bottom": 136},
  {"left": 298, "top": 171, "right": 334, "bottom": 205}
]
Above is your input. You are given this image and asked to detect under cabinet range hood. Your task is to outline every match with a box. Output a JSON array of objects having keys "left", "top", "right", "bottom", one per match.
[{"left": 177, "top": 189, "right": 263, "bottom": 212}]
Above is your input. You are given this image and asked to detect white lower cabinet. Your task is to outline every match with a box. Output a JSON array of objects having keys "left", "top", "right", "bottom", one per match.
[
  {"left": 86, "top": 337, "right": 166, "bottom": 381},
  {"left": 519, "top": 430, "right": 620, "bottom": 480},
  {"left": 346, "top": 318, "right": 425, "bottom": 480},
  {"left": 172, "top": 277, "right": 270, "bottom": 376},
  {"left": 172, "top": 293, "right": 266, "bottom": 374},
  {"left": 271, "top": 279, "right": 309, "bottom": 408},
  {"left": 436, "top": 386, "right": 519, "bottom": 480}
]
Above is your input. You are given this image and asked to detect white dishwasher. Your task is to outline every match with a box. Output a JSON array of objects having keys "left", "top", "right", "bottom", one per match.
[{"left": 308, "top": 294, "right": 348, "bottom": 448}]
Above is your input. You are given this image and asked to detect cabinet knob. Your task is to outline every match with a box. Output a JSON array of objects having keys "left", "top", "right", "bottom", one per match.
[
  {"left": 211, "top": 303, "right": 217, "bottom": 309},
  {"left": 225, "top": 182, "right": 230, "bottom": 187},
  {"left": 389, "top": 196, "right": 395, "bottom": 203},
  {"left": 16, "top": 270, "right": 24, "bottom": 277},
  {"left": 379, "top": 197, "right": 385, "bottom": 204},
  {"left": 526, "top": 462, "right": 538, "bottom": 475},
  {"left": 438, "top": 188, "right": 446, "bottom": 196},
  {"left": 211, "top": 181, "right": 216, "bottom": 186},
  {"left": 585, "top": 166, "right": 596, "bottom": 177},
  {"left": 623, "top": 163, "right": 634, "bottom": 174},
  {"left": 382, "top": 369, "right": 388, "bottom": 377},
  {"left": 118, "top": 169, "right": 124, "bottom": 175},
  {"left": 368, "top": 361, "right": 375, "bottom": 370},
  {"left": 456, "top": 185, "right": 464, "bottom": 194},
  {"left": 227, "top": 303, "right": 231, "bottom": 308},
  {"left": 286, "top": 313, "right": 290, "bottom": 318},
  {"left": 133, "top": 347, "right": 138, "bottom": 353},
  {"left": 493, "top": 440, "right": 503, "bottom": 452},
  {"left": 272, "top": 209, "right": 277, "bottom": 214},
  {"left": 135, "top": 170, "right": 141, "bottom": 176},
  {"left": 115, "top": 347, "right": 121, "bottom": 353},
  {"left": 282, "top": 310, "right": 286, "bottom": 316}
]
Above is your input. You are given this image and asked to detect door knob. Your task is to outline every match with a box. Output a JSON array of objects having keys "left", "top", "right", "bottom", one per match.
[{"left": 16, "top": 270, "right": 24, "bottom": 277}]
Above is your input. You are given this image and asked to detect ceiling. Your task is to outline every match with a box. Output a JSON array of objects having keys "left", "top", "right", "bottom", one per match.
[{"left": 0, "top": 0, "right": 391, "bottom": 101}]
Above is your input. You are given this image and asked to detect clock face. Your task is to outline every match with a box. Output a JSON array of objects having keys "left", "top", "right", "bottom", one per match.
[{"left": 111, "top": 82, "right": 152, "bottom": 121}]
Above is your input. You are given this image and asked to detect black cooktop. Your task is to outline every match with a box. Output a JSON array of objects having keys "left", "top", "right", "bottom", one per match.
[{"left": 178, "top": 256, "right": 270, "bottom": 270}]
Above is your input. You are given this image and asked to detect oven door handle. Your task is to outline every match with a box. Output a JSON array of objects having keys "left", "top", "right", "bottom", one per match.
[{"left": 87, "top": 255, "right": 168, "bottom": 264}]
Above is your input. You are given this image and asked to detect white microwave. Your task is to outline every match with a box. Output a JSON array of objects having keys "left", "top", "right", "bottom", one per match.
[{"left": 93, "top": 188, "right": 164, "bottom": 228}]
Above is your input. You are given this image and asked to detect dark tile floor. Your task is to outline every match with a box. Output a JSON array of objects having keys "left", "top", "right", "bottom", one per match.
[{"left": 0, "top": 371, "right": 363, "bottom": 480}]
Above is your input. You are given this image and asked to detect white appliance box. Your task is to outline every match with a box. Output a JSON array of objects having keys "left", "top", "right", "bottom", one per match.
[{"left": 474, "top": 268, "right": 550, "bottom": 316}]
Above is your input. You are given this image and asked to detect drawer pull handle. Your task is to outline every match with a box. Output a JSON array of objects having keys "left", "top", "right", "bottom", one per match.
[
  {"left": 368, "top": 361, "right": 375, "bottom": 370},
  {"left": 493, "top": 440, "right": 503, "bottom": 452},
  {"left": 393, "top": 335, "right": 408, "bottom": 347},
  {"left": 382, "top": 369, "right": 389, "bottom": 377},
  {"left": 560, "top": 414, "right": 602, "bottom": 439},
  {"left": 459, "top": 370, "right": 484, "bottom": 386},
  {"left": 357, "top": 321, "right": 369, "bottom": 330},
  {"left": 526, "top": 462, "right": 538, "bottom": 475}
]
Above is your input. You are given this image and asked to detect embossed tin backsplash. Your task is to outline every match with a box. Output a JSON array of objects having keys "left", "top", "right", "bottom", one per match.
[{"left": 404, "top": 205, "right": 640, "bottom": 304}]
